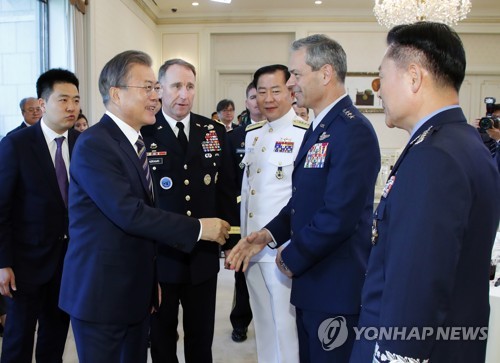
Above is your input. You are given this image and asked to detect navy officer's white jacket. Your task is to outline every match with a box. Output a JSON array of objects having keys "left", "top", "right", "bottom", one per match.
[{"left": 241, "top": 107, "right": 308, "bottom": 262}]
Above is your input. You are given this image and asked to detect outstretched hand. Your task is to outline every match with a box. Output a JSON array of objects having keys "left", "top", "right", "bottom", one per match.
[{"left": 226, "top": 229, "right": 272, "bottom": 272}]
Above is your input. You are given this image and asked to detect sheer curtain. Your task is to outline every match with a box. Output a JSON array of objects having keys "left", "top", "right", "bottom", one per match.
[{"left": 70, "top": 0, "right": 88, "bottom": 117}]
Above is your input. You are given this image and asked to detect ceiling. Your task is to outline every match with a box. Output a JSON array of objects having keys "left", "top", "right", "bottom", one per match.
[{"left": 135, "top": 0, "right": 500, "bottom": 25}]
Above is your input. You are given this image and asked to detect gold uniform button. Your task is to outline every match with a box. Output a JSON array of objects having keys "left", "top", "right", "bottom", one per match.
[
  {"left": 152, "top": 166, "right": 157, "bottom": 171},
  {"left": 249, "top": 212, "right": 254, "bottom": 218},
  {"left": 269, "top": 127, "right": 273, "bottom": 133},
  {"left": 185, "top": 195, "right": 191, "bottom": 201},
  {"left": 184, "top": 179, "right": 189, "bottom": 185},
  {"left": 257, "top": 168, "right": 261, "bottom": 173},
  {"left": 186, "top": 210, "right": 192, "bottom": 216},
  {"left": 291, "top": 209, "right": 295, "bottom": 215},
  {"left": 251, "top": 190, "right": 256, "bottom": 195},
  {"left": 184, "top": 164, "right": 188, "bottom": 170},
  {"left": 213, "top": 162, "right": 216, "bottom": 166},
  {"left": 261, "top": 147, "right": 266, "bottom": 152}
]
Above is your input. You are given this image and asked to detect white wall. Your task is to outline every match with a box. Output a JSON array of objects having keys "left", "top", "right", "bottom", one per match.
[
  {"left": 84, "top": 6, "right": 500, "bottom": 150},
  {"left": 85, "top": 0, "right": 160, "bottom": 125}
]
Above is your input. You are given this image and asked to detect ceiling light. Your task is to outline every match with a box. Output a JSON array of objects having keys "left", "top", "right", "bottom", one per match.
[
  {"left": 192, "top": 2, "right": 199, "bottom": 5},
  {"left": 373, "top": 0, "right": 472, "bottom": 28},
  {"left": 210, "top": 0, "right": 232, "bottom": 3},
  {"left": 315, "top": 1, "right": 323, "bottom": 4}
]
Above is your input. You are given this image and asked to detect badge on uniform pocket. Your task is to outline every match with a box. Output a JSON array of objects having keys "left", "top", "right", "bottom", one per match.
[{"left": 160, "top": 177, "right": 173, "bottom": 190}]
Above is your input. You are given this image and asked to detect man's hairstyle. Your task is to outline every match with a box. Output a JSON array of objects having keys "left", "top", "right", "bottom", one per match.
[
  {"left": 216, "top": 99, "right": 235, "bottom": 113},
  {"left": 386, "top": 22, "right": 466, "bottom": 93},
  {"left": 19, "top": 97, "right": 37, "bottom": 111},
  {"left": 158, "top": 58, "right": 196, "bottom": 83},
  {"left": 246, "top": 81, "right": 256, "bottom": 98},
  {"left": 98, "top": 50, "right": 152, "bottom": 105},
  {"left": 291, "top": 34, "right": 347, "bottom": 84},
  {"left": 36, "top": 69, "right": 79, "bottom": 100},
  {"left": 252, "top": 64, "right": 290, "bottom": 88},
  {"left": 493, "top": 104, "right": 500, "bottom": 113}
]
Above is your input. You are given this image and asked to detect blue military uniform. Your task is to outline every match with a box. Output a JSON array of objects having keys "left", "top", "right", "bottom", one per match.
[
  {"left": 350, "top": 107, "right": 500, "bottom": 363},
  {"left": 265, "top": 95, "right": 380, "bottom": 362}
]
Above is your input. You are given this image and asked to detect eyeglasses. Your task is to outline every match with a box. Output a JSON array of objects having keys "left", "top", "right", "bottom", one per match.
[
  {"left": 222, "top": 108, "right": 234, "bottom": 113},
  {"left": 24, "top": 107, "right": 42, "bottom": 113},
  {"left": 115, "top": 84, "right": 163, "bottom": 98}
]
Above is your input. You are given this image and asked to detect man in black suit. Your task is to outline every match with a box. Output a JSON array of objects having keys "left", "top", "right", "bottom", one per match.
[
  {"left": 6, "top": 97, "right": 43, "bottom": 135},
  {"left": 225, "top": 81, "right": 265, "bottom": 342},
  {"left": 142, "top": 58, "right": 239, "bottom": 363},
  {"left": 59, "top": 51, "right": 230, "bottom": 363},
  {"left": 0, "top": 69, "right": 81, "bottom": 363}
]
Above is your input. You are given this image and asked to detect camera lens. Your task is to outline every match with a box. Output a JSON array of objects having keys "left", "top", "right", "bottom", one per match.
[{"left": 479, "top": 117, "right": 493, "bottom": 130}]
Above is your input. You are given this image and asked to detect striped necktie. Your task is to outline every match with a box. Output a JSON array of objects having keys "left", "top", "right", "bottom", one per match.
[{"left": 135, "top": 135, "right": 153, "bottom": 198}]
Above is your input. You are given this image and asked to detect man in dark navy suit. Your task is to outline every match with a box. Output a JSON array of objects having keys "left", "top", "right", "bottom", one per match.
[
  {"left": 143, "top": 58, "right": 239, "bottom": 363},
  {"left": 228, "top": 34, "right": 381, "bottom": 363},
  {"left": 0, "top": 69, "right": 81, "bottom": 363},
  {"left": 349, "top": 22, "right": 500, "bottom": 363},
  {"left": 225, "top": 81, "right": 265, "bottom": 343},
  {"left": 58, "top": 51, "right": 230, "bottom": 363},
  {"left": 7, "top": 97, "right": 43, "bottom": 135}
]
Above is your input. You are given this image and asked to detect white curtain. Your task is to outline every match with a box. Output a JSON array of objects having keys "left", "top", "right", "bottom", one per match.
[{"left": 70, "top": 0, "right": 88, "bottom": 119}]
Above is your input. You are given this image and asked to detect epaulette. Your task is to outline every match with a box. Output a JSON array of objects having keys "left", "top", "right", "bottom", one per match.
[
  {"left": 245, "top": 120, "right": 267, "bottom": 132},
  {"left": 212, "top": 118, "right": 226, "bottom": 127},
  {"left": 293, "top": 117, "right": 310, "bottom": 130},
  {"left": 342, "top": 108, "right": 356, "bottom": 120}
]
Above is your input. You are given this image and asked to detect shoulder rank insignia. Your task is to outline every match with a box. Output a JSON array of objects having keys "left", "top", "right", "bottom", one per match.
[
  {"left": 245, "top": 120, "right": 267, "bottom": 132},
  {"left": 413, "top": 126, "right": 434, "bottom": 145},
  {"left": 342, "top": 108, "right": 356, "bottom": 120},
  {"left": 293, "top": 118, "right": 310, "bottom": 130},
  {"left": 211, "top": 118, "right": 225, "bottom": 127}
]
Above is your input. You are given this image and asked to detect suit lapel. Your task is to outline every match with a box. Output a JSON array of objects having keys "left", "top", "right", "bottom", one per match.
[
  {"left": 31, "top": 122, "right": 65, "bottom": 206},
  {"left": 186, "top": 115, "right": 205, "bottom": 162},
  {"left": 101, "top": 116, "right": 152, "bottom": 202},
  {"left": 389, "top": 107, "right": 466, "bottom": 178}
]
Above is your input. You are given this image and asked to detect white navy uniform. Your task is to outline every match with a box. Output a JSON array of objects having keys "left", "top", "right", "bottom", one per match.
[{"left": 241, "top": 107, "right": 308, "bottom": 363}]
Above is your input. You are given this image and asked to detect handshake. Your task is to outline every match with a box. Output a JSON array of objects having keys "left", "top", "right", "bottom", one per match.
[{"left": 199, "top": 218, "right": 232, "bottom": 245}]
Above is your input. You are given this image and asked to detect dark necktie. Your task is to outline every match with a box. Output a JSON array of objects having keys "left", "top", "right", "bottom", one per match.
[
  {"left": 176, "top": 122, "right": 188, "bottom": 154},
  {"left": 54, "top": 137, "right": 69, "bottom": 208},
  {"left": 135, "top": 135, "right": 153, "bottom": 198}
]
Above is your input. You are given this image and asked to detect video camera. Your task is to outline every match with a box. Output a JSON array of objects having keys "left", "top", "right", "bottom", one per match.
[{"left": 478, "top": 97, "right": 500, "bottom": 132}]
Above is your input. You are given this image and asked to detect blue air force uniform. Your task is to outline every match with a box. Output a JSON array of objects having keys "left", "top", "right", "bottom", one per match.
[
  {"left": 264, "top": 95, "right": 380, "bottom": 363},
  {"left": 350, "top": 107, "right": 500, "bottom": 363}
]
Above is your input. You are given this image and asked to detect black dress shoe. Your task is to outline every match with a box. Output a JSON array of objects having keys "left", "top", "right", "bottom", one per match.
[{"left": 231, "top": 327, "right": 247, "bottom": 342}]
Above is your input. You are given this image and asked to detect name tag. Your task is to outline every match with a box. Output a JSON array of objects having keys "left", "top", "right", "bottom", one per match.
[{"left": 148, "top": 158, "right": 163, "bottom": 165}]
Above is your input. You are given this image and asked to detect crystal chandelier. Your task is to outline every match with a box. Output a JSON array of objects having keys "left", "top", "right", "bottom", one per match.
[{"left": 373, "top": 0, "right": 472, "bottom": 28}]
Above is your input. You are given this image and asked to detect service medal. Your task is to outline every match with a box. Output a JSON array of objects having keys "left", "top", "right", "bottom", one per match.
[{"left": 275, "top": 167, "right": 284, "bottom": 180}]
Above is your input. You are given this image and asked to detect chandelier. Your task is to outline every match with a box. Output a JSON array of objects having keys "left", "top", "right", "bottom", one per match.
[{"left": 373, "top": 0, "right": 472, "bottom": 28}]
